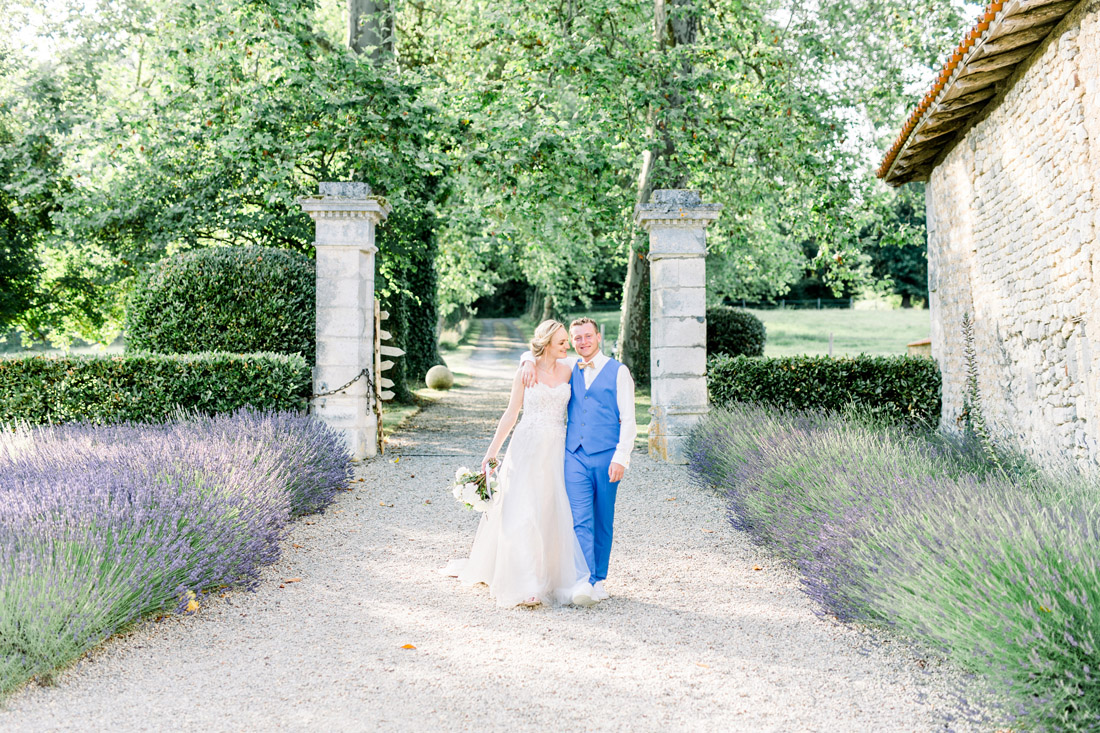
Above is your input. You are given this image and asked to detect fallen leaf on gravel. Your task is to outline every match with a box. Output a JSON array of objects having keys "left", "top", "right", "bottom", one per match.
[
  {"left": 666, "top": 497, "right": 677, "bottom": 501},
  {"left": 380, "top": 501, "right": 394, "bottom": 507},
  {"left": 292, "top": 543, "right": 303, "bottom": 548},
  {"left": 410, "top": 474, "right": 416, "bottom": 478},
  {"left": 696, "top": 663, "right": 709, "bottom": 669},
  {"left": 424, "top": 499, "right": 431, "bottom": 504},
  {"left": 278, "top": 584, "right": 285, "bottom": 589},
  {"left": 305, "top": 521, "right": 314, "bottom": 525},
  {"left": 700, "top": 528, "right": 714, "bottom": 533},
  {"left": 284, "top": 577, "right": 302, "bottom": 583},
  {"left": 185, "top": 598, "right": 200, "bottom": 613},
  {"left": 335, "top": 510, "right": 343, "bottom": 513},
  {"left": 393, "top": 457, "right": 400, "bottom": 463},
  {"left": 753, "top": 566, "right": 763, "bottom": 571},
  {"left": 401, "top": 644, "right": 416, "bottom": 650}
]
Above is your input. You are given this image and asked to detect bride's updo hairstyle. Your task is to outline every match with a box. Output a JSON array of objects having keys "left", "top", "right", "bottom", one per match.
[{"left": 530, "top": 319, "right": 565, "bottom": 358}]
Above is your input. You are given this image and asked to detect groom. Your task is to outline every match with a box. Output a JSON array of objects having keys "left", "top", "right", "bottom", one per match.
[{"left": 521, "top": 317, "right": 636, "bottom": 606}]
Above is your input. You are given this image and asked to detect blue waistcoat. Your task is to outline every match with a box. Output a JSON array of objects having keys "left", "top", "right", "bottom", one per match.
[{"left": 566, "top": 357, "right": 622, "bottom": 455}]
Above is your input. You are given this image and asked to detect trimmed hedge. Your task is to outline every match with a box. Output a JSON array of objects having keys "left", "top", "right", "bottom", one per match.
[
  {"left": 707, "top": 306, "right": 766, "bottom": 357},
  {"left": 708, "top": 353, "right": 941, "bottom": 426},
  {"left": 125, "top": 246, "right": 315, "bottom": 361},
  {"left": 0, "top": 352, "right": 310, "bottom": 425}
]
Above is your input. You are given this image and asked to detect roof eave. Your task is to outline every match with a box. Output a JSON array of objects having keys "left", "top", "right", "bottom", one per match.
[{"left": 878, "top": 0, "right": 1081, "bottom": 186}]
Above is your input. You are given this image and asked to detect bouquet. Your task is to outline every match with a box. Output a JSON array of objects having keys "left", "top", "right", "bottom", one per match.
[{"left": 452, "top": 459, "right": 499, "bottom": 512}]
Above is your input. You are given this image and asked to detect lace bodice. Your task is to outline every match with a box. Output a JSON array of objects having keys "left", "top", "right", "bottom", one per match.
[{"left": 516, "top": 382, "right": 570, "bottom": 434}]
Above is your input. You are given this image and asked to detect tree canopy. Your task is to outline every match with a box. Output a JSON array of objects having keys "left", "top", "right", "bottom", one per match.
[{"left": 1, "top": 0, "right": 977, "bottom": 359}]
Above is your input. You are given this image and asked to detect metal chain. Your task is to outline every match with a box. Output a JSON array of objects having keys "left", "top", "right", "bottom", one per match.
[{"left": 311, "top": 368, "right": 375, "bottom": 399}]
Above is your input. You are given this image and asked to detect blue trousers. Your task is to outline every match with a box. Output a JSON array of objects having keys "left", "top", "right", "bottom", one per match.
[{"left": 564, "top": 445, "right": 619, "bottom": 584}]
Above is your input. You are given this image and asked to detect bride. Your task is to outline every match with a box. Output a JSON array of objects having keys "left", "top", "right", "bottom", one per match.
[{"left": 444, "top": 319, "right": 591, "bottom": 608}]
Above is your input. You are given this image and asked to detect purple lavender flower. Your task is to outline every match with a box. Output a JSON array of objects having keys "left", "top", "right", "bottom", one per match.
[
  {"left": 0, "top": 409, "right": 350, "bottom": 697},
  {"left": 687, "top": 403, "right": 1100, "bottom": 729}
]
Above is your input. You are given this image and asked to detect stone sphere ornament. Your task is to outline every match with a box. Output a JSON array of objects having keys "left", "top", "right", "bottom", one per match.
[{"left": 425, "top": 365, "right": 455, "bottom": 390}]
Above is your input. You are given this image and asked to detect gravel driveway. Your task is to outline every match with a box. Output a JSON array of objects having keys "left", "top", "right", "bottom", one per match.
[{"left": 0, "top": 319, "right": 989, "bottom": 731}]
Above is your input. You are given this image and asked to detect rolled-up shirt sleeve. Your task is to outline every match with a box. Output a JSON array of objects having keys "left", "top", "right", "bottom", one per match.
[
  {"left": 612, "top": 365, "right": 637, "bottom": 469},
  {"left": 519, "top": 351, "right": 577, "bottom": 369}
]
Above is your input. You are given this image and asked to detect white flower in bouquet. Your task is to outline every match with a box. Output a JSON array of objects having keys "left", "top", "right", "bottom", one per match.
[
  {"left": 455, "top": 466, "right": 469, "bottom": 481},
  {"left": 472, "top": 497, "right": 491, "bottom": 512},
  {"left": 461, "top": 483, "right": 480, "bottom": 505},
  {"left": 451, "top": 483, "right": 463, "bottom": 500}
]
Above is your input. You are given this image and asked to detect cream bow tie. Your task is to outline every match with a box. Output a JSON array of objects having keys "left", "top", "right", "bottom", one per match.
[{"left": 578, "top": 360, "right": 596, "bottom": 370}]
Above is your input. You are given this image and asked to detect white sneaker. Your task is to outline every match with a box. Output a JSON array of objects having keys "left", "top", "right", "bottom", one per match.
[
  {"left": 572, "top": 582, "right": 597, "bottom": 607},
  {"left": 592, "top": 581, "right": 609, "bottom": 602}
]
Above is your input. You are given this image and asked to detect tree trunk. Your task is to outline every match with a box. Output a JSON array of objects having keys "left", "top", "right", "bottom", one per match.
[
  {"left": 539, "top": 294, "right": 557, "bottom": 323},
  {"left": 525, "top": 286, "right": 544, "bottom": 321},
  {"left": 617, "top": 245, "right": 651, "bottom": 382},
  {"left": 616, "top": 0, "right": 698, "bottom": 386},
  {"left": 347, "top": 0, "right": 444, "bottom": 397},
  {"left": 348, "top": 0, "right": 393, "bottom": 61}
]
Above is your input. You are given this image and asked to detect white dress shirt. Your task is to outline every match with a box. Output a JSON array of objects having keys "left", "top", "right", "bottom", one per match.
[{"left": 519, "top": 350, "right": 637, "bottom": 469}]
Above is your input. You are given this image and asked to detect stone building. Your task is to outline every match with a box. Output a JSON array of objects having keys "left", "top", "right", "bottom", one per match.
[{"left": 879, "top": 0, "right": 1100, "bottom": 465}]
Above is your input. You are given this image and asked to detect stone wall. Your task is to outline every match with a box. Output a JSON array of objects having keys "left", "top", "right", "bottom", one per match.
[{"left": 926, "top": 1, "right": 1100, "bottom": 466}]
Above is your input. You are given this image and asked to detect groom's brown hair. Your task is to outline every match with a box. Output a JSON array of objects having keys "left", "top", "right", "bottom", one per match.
[{"left": 570, "top": 317, "right": 598, "bottom": 331}]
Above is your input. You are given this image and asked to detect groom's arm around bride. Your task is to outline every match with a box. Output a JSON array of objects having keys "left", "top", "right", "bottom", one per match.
[{"left": 518, "top": 319, "right": 636, "bottom": 482}]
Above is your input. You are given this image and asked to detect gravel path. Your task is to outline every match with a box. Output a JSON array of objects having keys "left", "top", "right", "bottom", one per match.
[{"left": 0, "top": 319, "right": 987, "bottom": 731}]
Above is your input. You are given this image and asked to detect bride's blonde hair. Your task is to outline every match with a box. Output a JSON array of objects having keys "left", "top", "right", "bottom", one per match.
[{"left": 530, "top": 319, "right": 566, "bottom": 358}]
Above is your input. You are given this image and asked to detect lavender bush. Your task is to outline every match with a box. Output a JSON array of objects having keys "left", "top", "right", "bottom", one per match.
[
  {"left": 687, "top": 405, "right": 1100, "bottom": 731},
  {"left": 0, "top": 409, "right": 351, "bottom": 697}
]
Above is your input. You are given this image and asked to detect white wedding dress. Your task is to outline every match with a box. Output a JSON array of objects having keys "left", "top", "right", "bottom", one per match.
[{"left": 446, "top": 382, "right": 590, "bottom": 607}]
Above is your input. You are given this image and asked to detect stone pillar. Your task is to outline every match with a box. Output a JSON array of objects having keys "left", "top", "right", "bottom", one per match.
[
  {"left": 635, "top": 190, "right": 722, "bottom": 463},
  {"left": 299, "top": 182, "right": 391, "bottom": 460}
]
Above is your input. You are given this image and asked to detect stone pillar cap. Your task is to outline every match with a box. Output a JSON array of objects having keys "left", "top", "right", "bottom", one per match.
[
  {"left": 634, "top": 189, "right": 722, "bottom": 228},
  {"left": 299, "top": 181, "right": 391, "bottom": 220},
  {"left": 653, "top": 189, "right": 700, "bottom": 205},
  {"left": 320, "top": 181, "right": 372, "bottom": 197}
]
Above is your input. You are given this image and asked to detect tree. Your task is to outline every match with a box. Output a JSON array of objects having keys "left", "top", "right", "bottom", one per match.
[
  {"left": 0, "top": 120, "right": 44, "bottom": 331},
  {"left": 397, "top": 0, "right": 935, "bottom": 382},
  {"left": 617, "top": 0, "right": 700, "bottom": 384},
  {"left": 3, "top": 0, "right": 448, "bottom": 393},
  {"left": 348, "top": 0, "right": 393, "bottom": 59},
  {"left": 2, "top": 0, "right": 977, "bottom": 355},
  {"left": 343, "top": 0, "right": 444, "bottom": 399},
  {"left": 864, "top": 184, "right": 928, "bottom": 307}
]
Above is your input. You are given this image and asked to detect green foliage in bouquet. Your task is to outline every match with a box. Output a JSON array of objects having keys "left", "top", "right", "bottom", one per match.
[
  {"left": 0, "top": 352, "right": 310, "bottom": 425},
  {"left": 452, "top": 459, "right": 499, "bottom": 512}
]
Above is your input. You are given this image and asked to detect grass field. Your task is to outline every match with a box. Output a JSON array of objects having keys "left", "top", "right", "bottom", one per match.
[
  {"left": 554, "top": 307, "right": 930, "bottom": 358},
  {"left": 755, "top": 308, "right": 930, "bottom": 357}
]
